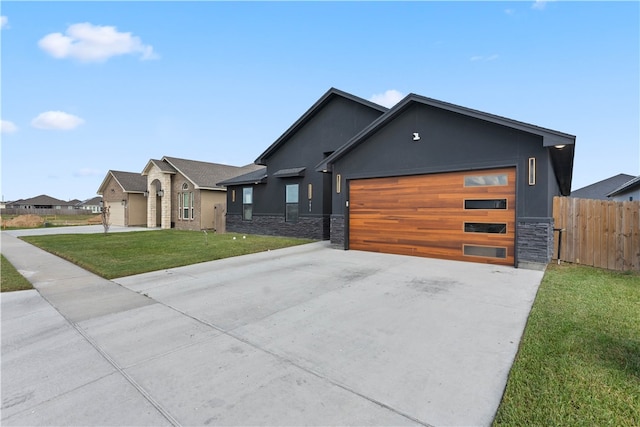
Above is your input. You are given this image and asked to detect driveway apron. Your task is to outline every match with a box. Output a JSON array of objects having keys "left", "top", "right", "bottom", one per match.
[{"left": 1, "top": 227, "right": 544, "bottom": 426}]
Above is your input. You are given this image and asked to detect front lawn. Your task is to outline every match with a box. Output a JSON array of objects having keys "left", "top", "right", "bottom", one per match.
[
  {"left": 22, "top": 230, "right": 314, "bottom": 279},
  {"left": 494, "top": 263, "right": 640, "bottom": 426},
  {"left": 1, "top": 254, "right": 34, "bottom": 292}
]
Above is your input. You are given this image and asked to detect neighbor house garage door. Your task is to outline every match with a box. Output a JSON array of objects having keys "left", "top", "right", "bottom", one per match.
[
  {"left": 349, "top": 167, "right": 516, "bottom": 266},
  {"left": 108, "top": 203, "right": 125, "bottom": 227}
]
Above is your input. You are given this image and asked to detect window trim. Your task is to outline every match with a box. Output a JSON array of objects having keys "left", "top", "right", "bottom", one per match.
[
  {"left": 463, "top": 244, "right": 508, "bottom": 259},
  {"left": 528, "top": 157, "right": 536, "bottom": 185},
  {"left": 463, "top": 173, "right": 508, "bottom": 187},
  {"left": 464, "top": 199, "right": 508, "bottom": 210}
]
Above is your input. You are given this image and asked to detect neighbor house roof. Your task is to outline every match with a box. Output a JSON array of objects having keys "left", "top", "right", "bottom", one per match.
[
  {"left": 254, "top": 87, "right": 388, "bottom": 165},
  {"left": 12, "top": 194, "right": 74, "bottom": 207},
  {"left": 217, "top": 167, "right": 268, "bottom": 186},
  {"left": 77, "top": 196, "right": 103, "bottom": 207},
  {"left": 607, "top": 175, "right": 640, "bottom": 197},
  {"left": 316, "top": 93, "right": 577, "bottom": 195},
  {"left": 97, "top": 170, "right": 148, "bottom": 195},
  {"left": 570, "top": 173, "right": 636, "bottom": 199},
  {"left": 142, "top": 159, "right": 178, "bottom": 176},
  {"left": 162, "top": 156, "right": 264, "bottom": 190}
]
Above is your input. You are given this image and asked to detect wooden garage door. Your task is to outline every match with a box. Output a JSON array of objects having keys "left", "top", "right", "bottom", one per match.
[{"left": 349, "top": 168, "right": 516, "bottom": 266}]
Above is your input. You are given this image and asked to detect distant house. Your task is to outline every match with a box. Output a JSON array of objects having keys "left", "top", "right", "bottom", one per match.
[
  {"left": 220, "top": 87, "right": 576, "bottom": 269},
  {"left": 570, "top": 173, "right": 635, "bottom": 200},
  {"left": 98, "top": 157, "right": 261, "bottom": 231},
  {"left": 141, "top": 156, "right": 262, "bottom": 231},
  {"left": 607, "top": 175, "right": 640, "bottom": 202},
  {"left": 7, "top": 195, "right": 77, "bottom": 210},
  {"left": 97, "top": 170, "right": 148, "bottom": 227},
  {"left": 76, "top": 196, "right": 103, "bottom": 213}
]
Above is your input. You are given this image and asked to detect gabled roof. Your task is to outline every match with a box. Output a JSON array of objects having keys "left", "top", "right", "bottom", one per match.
[
  {"left": 316, "top": 93, "right": 576, "bottom": 195},
  {"left": 97, "top": 170, "right": 147, "bottom": 195},
  {"left": 570, "top": 173, "right": 636, "bottom": 199},
  {"left": 12, "top": 194, "right": 74, "bottom": 206},
  {"left": 78, "top": 196, "right": 103, "bottom": 206},
  {"left": 162, "top": 156, "right": 263, "bottom": 190},
  {"left": 607, "top": 175, "right": 640, "bottom": 197},
  {"left": 255, "top": 87, "right": 388, "bottom": 165},
  {"left": 217, "top": 167, "right": 268, "bottom": 186},
  {"left": 142, "top": 159, "right": 177, "bottom": 176}
]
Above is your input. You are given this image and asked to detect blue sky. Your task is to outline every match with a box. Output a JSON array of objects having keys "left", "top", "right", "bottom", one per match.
[{"left": 1, "top": 1, "right": 638, "bottom": 202}]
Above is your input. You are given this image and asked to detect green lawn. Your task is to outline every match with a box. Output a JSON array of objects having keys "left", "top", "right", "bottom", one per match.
[
  {"left": 21, "top": 230, "right": 314, "bottom": 279},
  {"left": 494, "top": 263, "right": 640, "bottom": 426},
  {"left": 1, "top": 254, "right": 34, "bottom": 292}
]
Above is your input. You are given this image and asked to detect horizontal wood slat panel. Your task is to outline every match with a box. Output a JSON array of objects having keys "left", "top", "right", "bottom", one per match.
[{"left": 349, "top": 168, "right": 516, "bottom": 266}]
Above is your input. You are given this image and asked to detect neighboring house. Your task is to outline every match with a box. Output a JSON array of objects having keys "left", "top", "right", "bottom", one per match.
[
  {"left": 76, "top": 196, "right": 103, "bottom": 213},
  {"left": 7, "top": 195, "right": 77, "bottom": 210},
  {"left": 570, "top": 173, "right": 635, "bottom": 200},
  {"left": 141, "top": 156, "right": 262, "bottom": 231},
  {"left": 607, "top": 175, "right": 640, "bottom": 202},
  {"left": 221, "top": 88, "right": 576, "bottom": 269},
  {"left": 219, "top": 88, "right": 388, "bottom": 240},
  {"left": 97, "top": 170, "right": 148, "bottom": 226}
]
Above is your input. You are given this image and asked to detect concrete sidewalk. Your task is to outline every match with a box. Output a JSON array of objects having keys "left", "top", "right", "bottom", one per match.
[{"left": 1, "top": 228, "right": 544, "bottom": 426}]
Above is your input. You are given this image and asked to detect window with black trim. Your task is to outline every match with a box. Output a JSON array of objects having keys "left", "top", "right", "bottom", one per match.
[
  {"left": 463, "top": 245, "right": 507, "bottom": 259},
  {"left": 464, "top": 223, "right": 507, "bottom": 234},
  {"left": 285, "top": 184, "right": 299, "bottom": 222},
  {"left": 243, "top": 187, "right": 253, "bottom": 220},
  {"left": 464, "top": 174, "right": 508, "bottom": 187},
  {"left": 464, "top": 199, "right": 507, "bottom": 209}
]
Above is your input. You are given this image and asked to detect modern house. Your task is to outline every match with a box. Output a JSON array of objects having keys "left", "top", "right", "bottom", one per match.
[
  {"left": 570, "top": 173, "right": 635, "bottom": 200},
  {"left": 607, "top": 175, "right": 640, "bottom": 202},
  {"left": 97, "top": 171, "right": 148, "bottom": 226},
  {"left": 221, "top": 88, "right": 576, "bottom": 269}
]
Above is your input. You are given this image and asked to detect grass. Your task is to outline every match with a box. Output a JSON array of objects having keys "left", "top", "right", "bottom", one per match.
[
  {"left": 1, "top": 254, "right": 34, "bottom": 292},
  {"left": 494, "top": 263, "right": 640, "bottom": 426},
  {"left": 21, "top": 230, "right": 314, "bottom": 279}
]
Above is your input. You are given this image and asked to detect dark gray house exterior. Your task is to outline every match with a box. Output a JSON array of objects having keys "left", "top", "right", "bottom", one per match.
[
  {"left": 219, "top": 88, "right": 387, "bottom": 240},
  {"left": 570, "top": 173, "right": 635, "bottom": 200},
  {"left": 221, "top": 88, "right": 576, "bottom": 269}
]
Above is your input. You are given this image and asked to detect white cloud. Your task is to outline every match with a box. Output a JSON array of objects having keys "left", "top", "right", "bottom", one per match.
[
  {"left": 532, "top": 0, "right": 550, "bottom": 10},
  {"left": 74, "top": 168, "right": 102, "bottom": 177},
  {"left": 38, "top": 22, "right": 158, "bottom": 63},
  {"left": 31, "top": 111, "right": 84, "bottom": 130},
  {"left": 1, "top": 120, "right": 18, "bottom": 134},
  {"left": 470, "top": 54, "right": 499, "bottom": 62},
  {"left": 1, "top": 16, "right": 8, "bottom": 29},
  {"left": 370, "top": 89, "right": 405, "bottom": 108}
]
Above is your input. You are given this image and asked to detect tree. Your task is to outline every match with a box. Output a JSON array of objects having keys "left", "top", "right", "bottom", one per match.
[{"left": 101, "top": 204, "right": 111, "bottom": 234}]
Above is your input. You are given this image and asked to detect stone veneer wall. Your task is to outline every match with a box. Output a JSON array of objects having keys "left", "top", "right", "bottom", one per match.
[
  {"left": 226, "top": 214, "right": 326, "bottom": 240},
  {"left": 330, "top": 214, "right": 345, "bottom": 248},
  {"left": 516, "top": 217, "right": 554, "bottom": 268}
]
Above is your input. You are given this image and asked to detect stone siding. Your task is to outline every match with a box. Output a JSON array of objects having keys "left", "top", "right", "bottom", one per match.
[
  {"left": 226, "top": 214, "right": 325, "bottom": 240},
  {"left": 516, "top": 217, "right": 554, "bottom": 268},
  {"left": 330, "top": 214, "right": 345, "bottom": 248}
]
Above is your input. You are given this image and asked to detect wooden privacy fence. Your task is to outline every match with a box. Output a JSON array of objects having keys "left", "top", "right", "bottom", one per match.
[{"left": 552, "top": 196, "right": 640, "bottom": 271}]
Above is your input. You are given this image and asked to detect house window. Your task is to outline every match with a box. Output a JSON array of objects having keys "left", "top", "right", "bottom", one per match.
[
  {"left": 178, "top": 191, "right": 194, "bottom": 220},
  {"left": 243, "top": 187, "right": 253, "bottom": 220},
  {"left": 286, "top": 184, "right": 299, "bottom": 222},
  {"left": 232, "top": 189, "right": 236, "bottom": 203},
  {"left": 336, "top": 174, "right": 342, "bottom": 194},
  {"left": 528, "top": 158, "right": 536, "bottom": 185},
  {"left": 464, "top": 174, "right": 508, "bottom": 187}
]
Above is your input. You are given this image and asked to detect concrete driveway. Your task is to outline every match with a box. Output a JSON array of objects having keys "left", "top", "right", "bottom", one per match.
[{"left": 1, "top": 227, "right": 543, "bottom": 426}]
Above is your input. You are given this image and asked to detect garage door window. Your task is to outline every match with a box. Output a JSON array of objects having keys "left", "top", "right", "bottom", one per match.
[
  {"left": 463, "top": 245, "right": 507, "bottom": 259},
  {"left": 285, "top": 184, "right": 299, "bottom": 222},
  {"left": 464, "top": 174, "right": 508, "bottom": 187},
  {"left": 464, "top": 223, "right": 507, "bottom": 233},
  {"left": 464, "top": 199, "right": 507, "bottom": 209}
]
